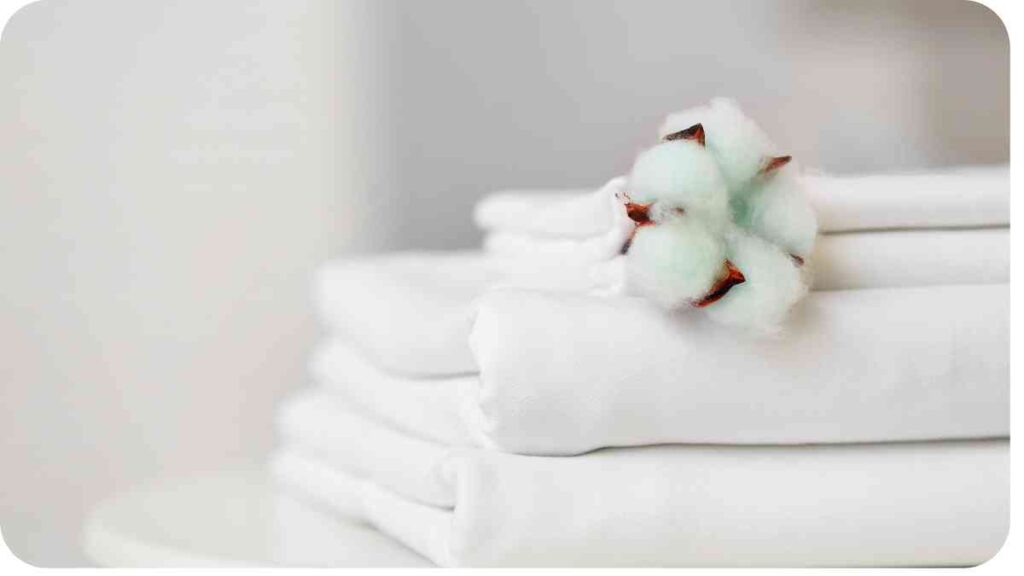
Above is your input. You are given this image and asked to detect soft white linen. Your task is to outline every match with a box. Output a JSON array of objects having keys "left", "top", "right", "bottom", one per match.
[
  {"left": 312, "top": 283, "right": 1008, "bottom": 455},
  {"left": 808, "top": 228, "right": 1009, "bottom": 290},
  {"left": 468, "top": 284, "right": 1009, "bottom": 454},
  {"left": 272, "top": 394, "right": 1008, "bottom": 567},
  {"left": 804, "top": 167, "right": 1010, "bottom": 233},
  {"left": 483, "top": 227, "right": 627, "bottom": 263},
  {"left": 313, "top": 252, "right": 598, "bottom": 376},
  {"left": 309, "top": 340, "right": 474, "bottom": 447},
  {"left": 315, "top": 240, "right": 1008, "bottom": 377},
  {"left": 488, "top": 227, "right": 1010, "bottom": 290},
  {"left": 473, "top": 185, "right": 613, "bottom": 239},
  {"left": 474, "top": 166, "right": 1008, "bottom": 238}
]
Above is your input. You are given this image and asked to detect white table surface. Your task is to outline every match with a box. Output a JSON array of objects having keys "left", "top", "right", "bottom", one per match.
[{"left": 82, "top": 470, "right": 430, "bottom": 567}]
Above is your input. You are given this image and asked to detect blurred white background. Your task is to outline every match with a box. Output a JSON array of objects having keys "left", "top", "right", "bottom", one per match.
[{"left": 0, "top": 0, "right": 1008, "bottom": 565}]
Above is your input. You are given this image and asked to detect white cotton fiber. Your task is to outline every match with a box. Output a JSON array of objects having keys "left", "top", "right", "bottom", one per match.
[
  {"left": 704, "top": 229, "right": 808, "bottom": 334},
  {"left": 628, "top": 140, "right": 730, "bottom": 229},
  {"left": 625, "top": 219, "right": 726, "bottom": 308},
  {"left": 659, "top": 98, "right": 778, "bottom": 191},
  {"left": 614, "top": 99, "right": 817, "bottom": 331},
  {"left": 733, "top": 168, "right": 819, "bottom": 259}
]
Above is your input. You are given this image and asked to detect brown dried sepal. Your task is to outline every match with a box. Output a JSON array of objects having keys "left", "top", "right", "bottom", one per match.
[
  {"left": 663, "top": 123, "right": 706, "bottom": 147},
  {"left": 624, "top": 202, "right": 654, "bottom": 226},
  {"left": 619, "top": 201, "right": 652, "bottom": 254},
  {"left": 693, "top": 260, "right": 746, "bottom": 308},
  {"left": 790, "top": 254, "right": 805, "bottom": 266},
  {"left": 758, "top": 155, "right": 792, "bottom": 176}
]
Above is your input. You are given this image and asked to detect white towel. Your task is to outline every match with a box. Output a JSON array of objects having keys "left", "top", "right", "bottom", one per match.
[
  {"left": 272, "top": 393, "right": 1008, "bottom": 567},
  {"left": 315, "top": 246, "right": 1008, "bottom": 377},
  {"left": 312, "top": 283, "right": 1008, "bottom": 455},
  {"left": 313, "top": 252, "right": 599, "bottom": 376},
  {"left": 487, "top": 228, "right": 1010, "bottom": 291},
  {"left": 807, "top": 228, "right": 1009, "bottom": 290},
  {"left": 309, "top": 340, "right": 473, "bottom": 447},
  {"left": 469, "top": 285, "right": 1009, "bottom": 454},
  {"left": 473, "top": 185, "right": 615, "bottom": 239},
  {"left": 474, "top": 166, "right": 1009, "bottom": 238}
]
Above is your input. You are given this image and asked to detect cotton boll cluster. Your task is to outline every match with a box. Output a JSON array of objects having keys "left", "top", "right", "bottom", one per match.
[
  {"left": 660, "top": 98, "right": 819, "bottom": 256},
  {"left": 621, "top": 99, "right": 818, "bottom": 332}
]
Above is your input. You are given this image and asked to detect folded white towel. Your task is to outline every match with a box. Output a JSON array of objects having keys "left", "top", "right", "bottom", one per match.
[
  {"left": 808, "top": 228, "right": 1009, "bottom": 290},
  {"left": 272, "top": 394, "right": 1008, "bottom": 567},
  {"left": 488, "top": 228, "right": 1010, "bottom": 291},
  {"left": 473, "top": 186, "right": 613, "bottom": 240},
  {"left": 309, "top": 340, "right": 473, "bottom": 447},
  {"left": 315, "top": 246, "right": 1009, "bottom": 377},
  {"left": 314, "top": 252, "right": 599, "bottom": 376},
  {"left": 474, "top": 166, "right": 1009, "bottom": 238},
  {"left": 312, "top": 283, "right": 1008, "bottom": 455},
  {"left": 468, "top": 284, "right": 1008, "bottom": 454}
]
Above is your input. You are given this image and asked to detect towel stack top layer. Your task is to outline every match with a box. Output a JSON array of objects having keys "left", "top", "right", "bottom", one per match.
[{"left": 475, "top": 166, "right": 1010, "bottom": 237}]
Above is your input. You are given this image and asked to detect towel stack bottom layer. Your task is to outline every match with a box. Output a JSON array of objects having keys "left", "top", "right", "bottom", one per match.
[{"left": 272, "top": 167, "right": 1009, "bottom": 567}]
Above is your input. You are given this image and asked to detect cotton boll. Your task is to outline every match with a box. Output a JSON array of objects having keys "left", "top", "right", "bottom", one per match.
[
  {"left": 733, "top": 169, "right": 819, "bottom": 260},
  {"left": 704, "top": 229, "right": 807, "bottom": 334},
  {"left": 660, "top": 98, "right": 778, "bottom": 192},
  {"left": 628, "top": 140, "right": 730, "bottom": 229},
  {"left": 625, "top": 218, "right": 726, "bottom": 308}
]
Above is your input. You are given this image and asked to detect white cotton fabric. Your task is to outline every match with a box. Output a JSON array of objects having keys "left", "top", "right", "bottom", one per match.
[
  {"left": 496, "top": 228, "right": 1010, "bottom": 289},
  {"left": 473, "top": 187, "right": 613, "bottom": 239},
  {"left": 309, "top": 340, "right": 475, "bottom": 447},
  {"left": 272, "top": 395, "right": 1008, "bottom": 567},
  {"left": 469, "top": 285, "right": 1008, "bottom": 454},
  {"left": 808, "top": 228, "right": 1010, "bottom": 290},
  {"left": 311, "top": 284, "right": 1008, "bottom": 455},
  {"left": 314, "top": 252, "right": 600, "bottom": 377},
  {"left": 474, "top": 166, "right": 1008, "bottom": 238},
  {"left": 315, "top": 234, "right": 1008, "bottom": 378},
  {"left": 483, "top": 227, "right": 629, "bottom": 262}
]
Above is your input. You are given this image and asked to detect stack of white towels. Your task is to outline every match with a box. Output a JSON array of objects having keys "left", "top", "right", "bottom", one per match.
[{"left": 271, "top": 166, "right": 1010, "bottom": 567}]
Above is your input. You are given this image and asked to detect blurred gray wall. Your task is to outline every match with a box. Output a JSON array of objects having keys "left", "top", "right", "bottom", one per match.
[
  {"left": 0, "top": 0, "right": 341, "bottom": 565},
  {"left": 0, "top": 0, "right": 1008, "bottom": 566},
  {"left": 371, "top": 0, "right": 1008, "bottom": 249}
]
